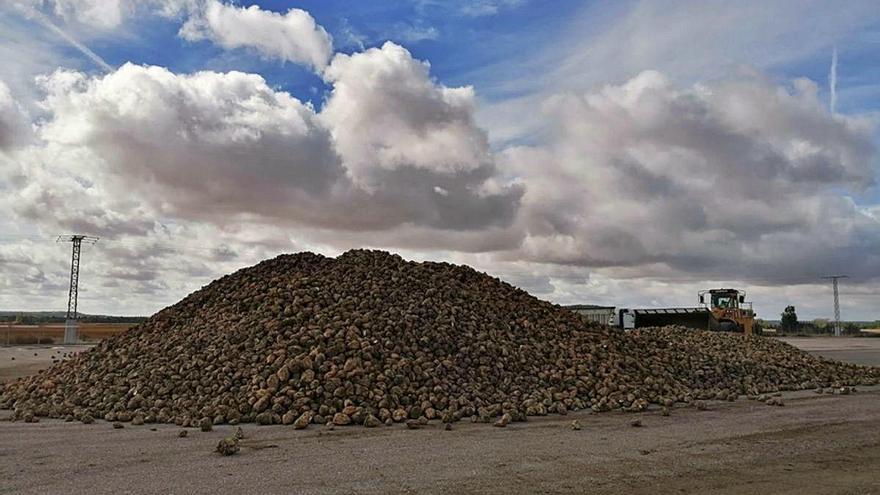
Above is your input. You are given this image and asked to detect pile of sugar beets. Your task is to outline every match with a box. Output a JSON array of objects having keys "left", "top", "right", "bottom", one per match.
[{"left": 1, "top": 250, "right": 877, "bottom": 427}]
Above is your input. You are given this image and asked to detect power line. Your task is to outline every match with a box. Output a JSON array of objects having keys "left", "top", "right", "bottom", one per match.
[{"left": 820, "top": 275, "right": 848, "bottom": 337}]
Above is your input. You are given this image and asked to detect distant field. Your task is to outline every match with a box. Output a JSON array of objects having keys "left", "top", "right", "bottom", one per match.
[{"left": 0, "top": 323, "right": 134, "bottom": 345}]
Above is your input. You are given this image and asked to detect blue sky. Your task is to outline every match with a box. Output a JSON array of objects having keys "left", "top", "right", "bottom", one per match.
[
  {"left": 67, "top": 1, "right": 590, "bottom": 106},
  {"left": 1, "top": 0, "right": 879, "bottom": 320},
  {"left": 6, "top": 1, "right": 880, "bottom": 120}
]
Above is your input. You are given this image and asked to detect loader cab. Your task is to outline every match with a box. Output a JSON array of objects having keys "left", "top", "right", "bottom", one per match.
[
  {"left": 699, "top": 289, "right": 755, "bottom": 335},
  {"left": 704, "top": 291, "right": 743, "bottom": 310}
]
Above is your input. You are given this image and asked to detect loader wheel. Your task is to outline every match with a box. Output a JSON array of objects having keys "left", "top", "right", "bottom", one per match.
[{"left": 719, "top": 320, "right": 738, "bottom": 332}]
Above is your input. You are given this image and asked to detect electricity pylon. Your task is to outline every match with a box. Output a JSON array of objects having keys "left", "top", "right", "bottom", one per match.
[
  {"left": 56, "top": 235, "right": 99, "bottom": 344},
  {"left": 820, "top": 275, "right": 848, "bottom": 337}
]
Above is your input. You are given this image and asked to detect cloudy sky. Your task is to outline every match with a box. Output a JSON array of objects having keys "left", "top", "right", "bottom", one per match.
[{"left": 1, "top": 0, "right": 879, "bottom": 321}]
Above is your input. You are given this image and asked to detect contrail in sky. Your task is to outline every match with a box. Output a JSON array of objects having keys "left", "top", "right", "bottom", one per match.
[
  {"left": 15, "top": 3, "right": 114, "bottom": 73},
  {"left": 829, "top": 46, "right": 837, "bottom": 113}
]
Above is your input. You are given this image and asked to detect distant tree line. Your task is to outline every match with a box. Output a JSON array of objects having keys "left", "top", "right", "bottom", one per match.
[
  {"left": 0, "top": 313, "right": 146, "bottom": 325},
  {"left": 759, "top": 305, "right": 880, "bottom": 336}
]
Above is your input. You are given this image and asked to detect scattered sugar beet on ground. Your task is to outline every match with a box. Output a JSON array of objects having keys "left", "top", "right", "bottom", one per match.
[{"left": 1, "top": 250, "right": 877, "bottom": 427}]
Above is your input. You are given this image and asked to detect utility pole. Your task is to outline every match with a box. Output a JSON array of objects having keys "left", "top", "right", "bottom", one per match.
[
  {"left": 820, "top": 275, "right": 848, "bottom": 337},
  {"left": 57, "top": 235, "right": 99, "bottom": 344}
]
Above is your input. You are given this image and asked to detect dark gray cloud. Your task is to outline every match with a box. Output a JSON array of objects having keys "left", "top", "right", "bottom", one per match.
[{"left": 505, "top": 71, "right": 879, "bottom": 283}]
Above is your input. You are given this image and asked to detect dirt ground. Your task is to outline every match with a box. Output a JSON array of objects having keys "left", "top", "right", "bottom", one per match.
[
  {"left": 0, "top": 345, "right": 90, "bottom": 384},
  {"left": 1, "top": 387, "right": 878, "bottom": 495},
  {"left": 1, "top": 338, "right": 879, "bottom": 494}
]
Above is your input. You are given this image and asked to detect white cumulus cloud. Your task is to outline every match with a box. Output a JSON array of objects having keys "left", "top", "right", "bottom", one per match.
[
  {"left": 12, "top": 48, "right": 520, "bottom": 237},
  {"left": 1, "top": 2, "right": 879, "bottom": 320},
  {"left": 322, "top": 42, "right": 491, "bottom": 186},
  {"left": 179, "top": 0, "right": 333, "bottom": 71}
]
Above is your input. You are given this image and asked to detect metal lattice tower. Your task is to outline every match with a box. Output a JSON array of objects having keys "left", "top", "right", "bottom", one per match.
[
  {"left": 820, "top": 275, "right": 848, "bottom": 337},
  {"left": 57, "top": 235, "right": 98, "bottom": 343}
]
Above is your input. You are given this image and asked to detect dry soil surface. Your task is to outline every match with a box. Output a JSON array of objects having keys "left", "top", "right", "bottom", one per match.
[
  {"left": 0, "top": 345, "right": 90, "bottom": 384},
  {"left": 1, "top": 340, "right": 879, "bottom": 494},
  {"left": 2, "top": 388, "right": 879, "bottom": 494}
]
